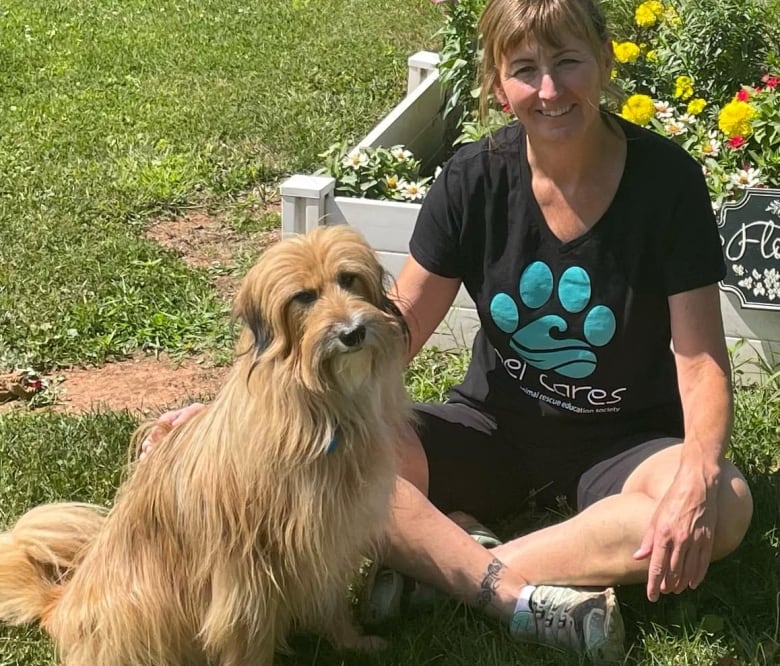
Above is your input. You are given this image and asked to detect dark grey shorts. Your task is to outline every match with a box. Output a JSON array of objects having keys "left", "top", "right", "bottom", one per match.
[{"left": 413, "top": 401, "right": 681, "bottom": 523}]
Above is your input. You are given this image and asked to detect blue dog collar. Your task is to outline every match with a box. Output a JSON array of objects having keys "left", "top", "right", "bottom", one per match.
[{"left": 326, "top": 432, "right": 339, "bottom": 455}]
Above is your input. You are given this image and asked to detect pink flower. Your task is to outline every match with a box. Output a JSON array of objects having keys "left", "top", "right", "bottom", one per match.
[
  {"left": 736, "top": 88, "right": 750, "bottom": 101},
  {"left": 761, "top": 74, "right": 780, "bottom": 89},
  {"left": 727, "top": 136, "right": 746, "bottom": 149}
]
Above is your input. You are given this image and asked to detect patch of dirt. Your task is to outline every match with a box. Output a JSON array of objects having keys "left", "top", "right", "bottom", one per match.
[
  {"left": 49, "top": 353, "right": 231, "bottom": 416},
  {"left": 1, "top": 194, "right": 284, "bottom": 417},
  {"left": 145, "top": 208, "right": 281, "bottom": 302}
]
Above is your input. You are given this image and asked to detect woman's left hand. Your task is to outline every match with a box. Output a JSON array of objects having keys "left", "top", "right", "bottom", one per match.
[{"left": 633, "top": 460, "right": 720, "bottom": 601}]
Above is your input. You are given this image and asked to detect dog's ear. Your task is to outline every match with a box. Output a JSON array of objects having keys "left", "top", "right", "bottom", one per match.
[
  {"left": 233, "top": 297, "right": 273, "bottom": 355},
  {"left": 380, "top": 268, "right": 410, "bottom": 345}
]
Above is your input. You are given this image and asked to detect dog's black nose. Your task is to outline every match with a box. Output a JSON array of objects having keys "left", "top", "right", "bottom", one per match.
[{"left": 339, "top": 325, "right": 366, "bottom": 348}]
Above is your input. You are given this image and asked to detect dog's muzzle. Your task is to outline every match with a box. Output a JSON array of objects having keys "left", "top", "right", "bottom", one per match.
[{"left": 338, "top": 324, "right": 366, "bottom": 349}]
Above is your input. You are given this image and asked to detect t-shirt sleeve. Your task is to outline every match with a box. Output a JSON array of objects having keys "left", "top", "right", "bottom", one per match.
[
  {"left": 409, "top": 157, "right": 465, "bottom": 278},
  {"left": 661, "top": 157, "right": 726, "bottom": 295}
]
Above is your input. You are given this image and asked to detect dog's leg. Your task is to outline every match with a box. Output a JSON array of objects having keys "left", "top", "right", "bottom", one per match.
[{"left": 320, "top": 598, "right": 387, "bottom": 653}]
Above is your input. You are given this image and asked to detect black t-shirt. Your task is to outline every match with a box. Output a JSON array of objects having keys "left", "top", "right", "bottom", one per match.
[{"left": 410, "top": 115, "right": 725, "bottom": 444}]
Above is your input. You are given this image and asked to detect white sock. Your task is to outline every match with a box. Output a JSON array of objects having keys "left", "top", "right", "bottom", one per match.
[
  {"left": 514, "top": 584, "right": 536, "bottom": 613},
  {"left": 509, "top": 584, "right": 537, "bottom": 634}
]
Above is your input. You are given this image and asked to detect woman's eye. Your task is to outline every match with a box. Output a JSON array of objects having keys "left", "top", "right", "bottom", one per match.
[{"left": 292, "top": 289, "right": 317, "bottom": 305}]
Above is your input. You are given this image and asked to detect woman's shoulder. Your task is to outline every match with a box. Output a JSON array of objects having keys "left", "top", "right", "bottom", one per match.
[
  {"left": 439, "top": 122, "right": 524, "bottom": 187},
  {"left": 614, "top": 113, "right": 702, "bottom": 177}
]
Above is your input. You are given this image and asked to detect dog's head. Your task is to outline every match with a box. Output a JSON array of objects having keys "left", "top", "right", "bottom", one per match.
[{"left": 233, "top": 225, "right": 408, "bottom": 394}]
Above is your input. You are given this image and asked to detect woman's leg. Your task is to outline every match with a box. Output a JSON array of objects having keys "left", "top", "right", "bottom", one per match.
[
  {"left": 489, "top": 443, "right": 753, "bottom": 588},
  {"left": 377, "top": 410, "right": 625, "bottom": 662}
]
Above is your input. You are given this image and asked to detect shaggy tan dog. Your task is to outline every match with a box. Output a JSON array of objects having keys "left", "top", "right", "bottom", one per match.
[{"left": 0, "top": 225, "right": 411, "bottom": 665}]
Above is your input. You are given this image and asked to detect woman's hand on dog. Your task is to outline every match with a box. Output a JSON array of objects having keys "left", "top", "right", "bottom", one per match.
[{"left": 139, "top": 402, "right": 207, "bottom": 460}]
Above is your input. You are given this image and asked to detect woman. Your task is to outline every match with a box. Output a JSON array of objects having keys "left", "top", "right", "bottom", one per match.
[{"left": 145, "top": 0, "right": 754, "bottom": 661}]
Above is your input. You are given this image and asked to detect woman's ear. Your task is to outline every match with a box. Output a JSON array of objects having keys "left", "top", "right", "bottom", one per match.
[{"left": 493, "top": 80, "right": 508, "bottom": 106}]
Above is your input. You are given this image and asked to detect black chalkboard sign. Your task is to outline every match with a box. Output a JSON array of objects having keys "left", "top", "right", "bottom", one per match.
[{"left": 718, "top": 187, "right": 780, "bottom": 311}]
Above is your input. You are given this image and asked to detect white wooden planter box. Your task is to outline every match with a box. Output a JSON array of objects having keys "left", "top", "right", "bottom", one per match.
[{"left": 281, "top": 52, "right": 779, "bottom": 379}]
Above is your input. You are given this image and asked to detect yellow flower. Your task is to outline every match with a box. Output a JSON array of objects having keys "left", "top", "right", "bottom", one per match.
[
  {"left": 645, "top": 50, "right": 657, "bottom": 62},
  {"left": 718, "top": 100, "right": 757, "bottom": 138},
  {"left": 674, "top": 75, "right": 694, "bottom": 100},
  {"left": 686, "top": 98, "right": 707, "bottom": 115},
  {"left": 613, "top": 41, "right": 641, "bottom": 64},
  {"left": 635, "top": 1, "right": 665, "bottom": 27},
  {"left": 621, "top": 94, "right": 656, "bottom": 126},
  {"left": 635, "top": 4, "right": 657, "bottom": 27}
]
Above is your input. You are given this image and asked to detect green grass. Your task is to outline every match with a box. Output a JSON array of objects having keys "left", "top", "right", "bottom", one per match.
[
  {"left": 0, "top": 0, "right": 440, "bottom": 371},
  {"left": 0, "top": 362, "right": 778, "bottom": 665}
]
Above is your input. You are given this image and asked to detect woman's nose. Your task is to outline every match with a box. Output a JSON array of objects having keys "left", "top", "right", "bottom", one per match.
[{"left": 538, "top": 72, "right": 559, "bottom": 100}]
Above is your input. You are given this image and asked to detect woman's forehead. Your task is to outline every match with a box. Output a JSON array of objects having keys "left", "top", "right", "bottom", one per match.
[{"left": 503, "top": 32, "right": 592, "bottom": 59}]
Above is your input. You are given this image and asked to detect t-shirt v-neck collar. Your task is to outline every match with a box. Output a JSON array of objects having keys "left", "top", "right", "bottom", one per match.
[{"left": 519, "top": 123, "right": 630, "bottom": 252}]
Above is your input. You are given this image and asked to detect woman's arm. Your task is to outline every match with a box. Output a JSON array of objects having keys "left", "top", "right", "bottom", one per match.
[
  {"left": 635, "top": 283, "right": 733, "bottom": 599},
  {"left": 391, "top": 255, "right": 463, "bottom": 364},
  {"left": 669, "top": 283, "right": 733, "bottom": 469}
]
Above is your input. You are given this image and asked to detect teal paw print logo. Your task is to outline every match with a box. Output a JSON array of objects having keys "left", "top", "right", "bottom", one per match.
[{"left": 490, "top": 262, "right": 616, "bottom": 379}]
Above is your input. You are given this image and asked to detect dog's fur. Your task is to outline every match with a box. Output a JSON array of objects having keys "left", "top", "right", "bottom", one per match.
[{"left": 0, "top": 225, "right": 411, "bottom": 665}]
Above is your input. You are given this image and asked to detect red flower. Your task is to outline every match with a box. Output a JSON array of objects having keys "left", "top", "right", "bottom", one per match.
[
  {"left": 761, "top": 74, "right": 780, "bottom": 88},
  {"left": 727, "top": 136, "right": 746, "bottom": 149},
  {"left": 736, "top": 88, "right": 750, "bottom": 101}
]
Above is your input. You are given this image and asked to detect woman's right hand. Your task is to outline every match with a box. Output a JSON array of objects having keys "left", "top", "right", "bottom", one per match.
[{"left": 138, "top": 402, "right": 207, "bottom": 460}]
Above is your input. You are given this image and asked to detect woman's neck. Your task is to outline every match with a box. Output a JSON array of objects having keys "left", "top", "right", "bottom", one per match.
[{"left": 526, "top": 113, "right": 623, "bottom": 187}]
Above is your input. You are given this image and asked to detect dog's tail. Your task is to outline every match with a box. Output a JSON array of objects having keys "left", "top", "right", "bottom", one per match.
[{"left": 0, "top": 502, "right": 106, "bottom": 625}]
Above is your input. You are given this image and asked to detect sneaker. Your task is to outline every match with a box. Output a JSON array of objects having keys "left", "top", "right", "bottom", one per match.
[
  {"left": 359, "top": 514, "right": 502, "bottom": 625},
  {"left": 448, "top": 511, "right": 503, "bottom": 548},
  {"left": 359, "top": 564, "right": 405, "bottom": 626},
  {"left": 510, "top": 585, "right": 625, "bottom": 664}
]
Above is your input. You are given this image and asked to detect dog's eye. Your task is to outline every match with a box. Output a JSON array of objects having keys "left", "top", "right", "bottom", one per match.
[
  {"left": 337, "top": 272, "right": 357, "bottom": 289},
  {"left": 292, "top": 289, "right": 317, "bottom": 305}
]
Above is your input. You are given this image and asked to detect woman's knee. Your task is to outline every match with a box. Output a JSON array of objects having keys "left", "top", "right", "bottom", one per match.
[{"left": 712, "top": 462, "right": 753, "bottom": 560}]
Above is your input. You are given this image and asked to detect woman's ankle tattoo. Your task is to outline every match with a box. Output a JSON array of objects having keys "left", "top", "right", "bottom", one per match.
[{"left": 476, "top": 558, "right": 505, "bottom": 609}]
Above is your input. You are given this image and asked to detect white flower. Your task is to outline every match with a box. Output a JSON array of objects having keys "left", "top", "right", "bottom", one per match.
[
  {"left": 733, "top": 264, "right": 745, "bottom": 276},
  {"left": 730, "top": 167, "right": 762, "bottom": 189},
  {"left": 700, "top": 131, "right": 721, "bottom": 158},
  {"left": 678, "top": 113, "right": 696, "bottom": 125},
  {"left": 738, "top": 276, "right": 753, "bottom": 289},
  {"left": 401, "top": 181, "right": 427, "bottom": 201},
  {"left": 753, "top": 281, "right": 766, "bottom": 297},
  {"left": 654, "top": 100, "right": 674, "bottom": 118},
  {"left": 342, "top": 149, "right": 368, "bottom": 170},
  {"left": 765, "top": 267, "right": 779, "bottom": 286},
  {"left": 664, "top": 120, "right": 688, "bottom": 136},
  {"left": 764, "top": 268, "right": 779, "bottom": 300},
  {"left": 767, "top": 199, "right": 780, "bottom": 216},
  {"left": 384, "top": 174, "right": 400, "bottom": 190},
  {"left": 390, "top": 146, "right": 413, "bottom": 162}
]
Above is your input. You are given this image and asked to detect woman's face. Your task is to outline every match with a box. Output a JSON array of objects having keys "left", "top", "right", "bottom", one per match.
[{"left": 494, "top": 33, "right": 610, "bottom": 145}]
